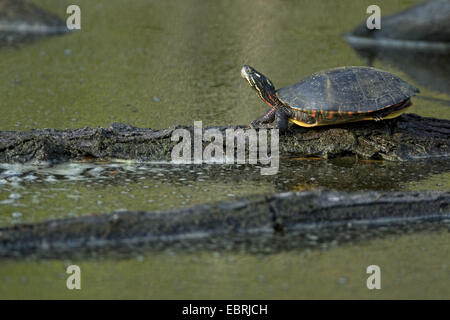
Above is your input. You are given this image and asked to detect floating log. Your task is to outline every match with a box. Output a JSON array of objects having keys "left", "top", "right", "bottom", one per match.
[{"left": 0, "top": 190, "right": 448, "bottom": 258}]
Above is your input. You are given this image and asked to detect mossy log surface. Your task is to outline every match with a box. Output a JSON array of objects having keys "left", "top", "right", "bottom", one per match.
[
  {"left": 0, "top": 114, "right": 449, "bottom": 163},
  {"left": 0, "top": 190, "right": 448, "bottom": 258}
]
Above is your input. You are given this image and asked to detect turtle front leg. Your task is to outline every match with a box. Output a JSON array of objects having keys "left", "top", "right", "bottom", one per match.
[
  {"left": 250, "top": 107, "right": 276, "bottom": 129},
  {"left": 275, "top": 108, "right": 290, "bottom": 134}
]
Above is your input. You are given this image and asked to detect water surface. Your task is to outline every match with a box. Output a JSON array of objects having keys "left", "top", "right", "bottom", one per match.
[{"left": 0, "top": 0, "right": 449, "bottom": 299}]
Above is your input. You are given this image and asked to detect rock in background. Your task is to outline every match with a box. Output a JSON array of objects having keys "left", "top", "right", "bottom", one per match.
[{"left": 0, "top": 0, "right": 68, "bottom": 47}]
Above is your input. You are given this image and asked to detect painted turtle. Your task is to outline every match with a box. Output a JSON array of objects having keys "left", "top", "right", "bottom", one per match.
[{"left": 241, "top": 65, "right": 419, "bottom": 132}]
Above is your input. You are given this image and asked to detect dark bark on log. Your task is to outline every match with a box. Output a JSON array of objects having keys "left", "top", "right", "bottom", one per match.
[
  {"left": 0, "top": 114, "right": 449, "bottom": 163},
  {"left": 0, "top": 190, "right": 448, "bottom": 258}
]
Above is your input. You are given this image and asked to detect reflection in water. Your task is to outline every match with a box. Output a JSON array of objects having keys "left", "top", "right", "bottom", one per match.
[
  {"left": 0, "top": 227, "right": 449, "bottom": 299},
  {"left": 0, "top": 0, "right": 67, "bottom": 47},
  {"left": 1, "top": 158, "right": 449, "bottom": 226}
]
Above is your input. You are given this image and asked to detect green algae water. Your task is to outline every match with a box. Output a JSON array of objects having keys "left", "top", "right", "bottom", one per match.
[
  {"left": 1, "top": 229, "right": 449, "bottom": 299},
  {"left": 0, "top": 0, "right": 449, "bottom": 299}
]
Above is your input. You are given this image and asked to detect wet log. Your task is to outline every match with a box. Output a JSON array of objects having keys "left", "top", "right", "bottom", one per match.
[
  {"left": 0, "top": 113, "right": 449, "bottom": 163},
  {"left": 0, "top": 190, "right": 448, "bottom": 258}
]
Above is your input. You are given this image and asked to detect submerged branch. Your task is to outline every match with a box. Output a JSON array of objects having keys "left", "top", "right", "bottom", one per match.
[{"left": 0, "top": 190, "right": 448, "bottom": 258}]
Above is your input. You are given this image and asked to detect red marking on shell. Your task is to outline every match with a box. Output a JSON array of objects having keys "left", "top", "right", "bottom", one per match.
[{"left": 327, "top": 111, "right": 334, "bottom": 119}]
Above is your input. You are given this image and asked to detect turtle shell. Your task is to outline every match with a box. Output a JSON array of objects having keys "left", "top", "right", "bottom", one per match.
[{"left": 276, "top": 66, "right": 419, "bottom": 112}]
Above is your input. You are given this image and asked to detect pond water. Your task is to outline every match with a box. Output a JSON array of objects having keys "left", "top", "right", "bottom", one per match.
[{"left": 0, "top": 0, "right": 449, "bottom": 299}]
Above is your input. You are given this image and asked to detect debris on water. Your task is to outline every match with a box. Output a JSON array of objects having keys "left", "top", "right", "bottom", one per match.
[
  {"left": 1, "top": 170, "right": 21, "bottom": 178},
  {"left": 12, "top": 212, "right": 22, "bottom": 219},
  {"left": 9, "top": 193, "right": 21, "bottom": 200},
  {"left": 23, "top": 175, "right": 38, "bottom": 181},
  {"left": 306, "top": 234, "right": 319, "bottom": 241},
  {"left": 87, "top": 167, "right": 104, "bottom": 176},
  {"left": 327, "top": 195, "right": 341, "bottom": 202},
  {"left": 7, "top": 176, "right": 23, "bottom": 187}
]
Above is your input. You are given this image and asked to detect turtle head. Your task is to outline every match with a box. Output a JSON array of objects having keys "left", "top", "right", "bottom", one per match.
[{"left": 241, "top": 65, "right": 279, "bottom": 108}]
